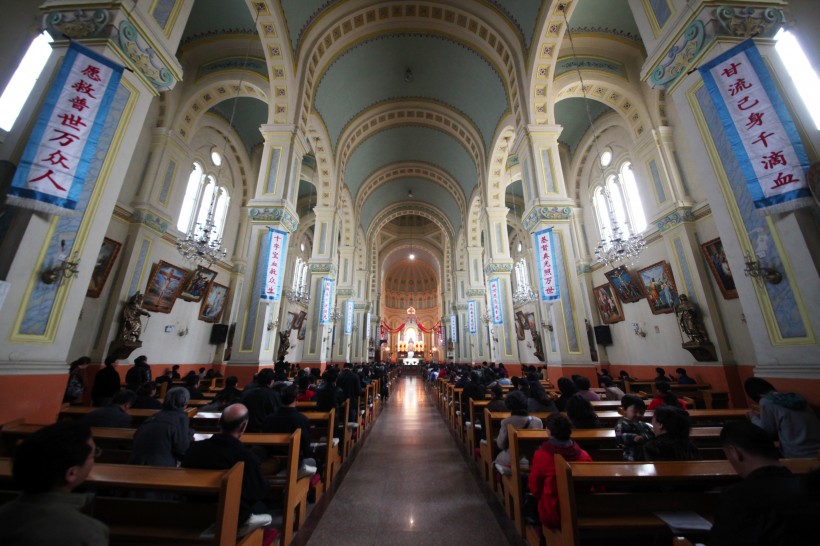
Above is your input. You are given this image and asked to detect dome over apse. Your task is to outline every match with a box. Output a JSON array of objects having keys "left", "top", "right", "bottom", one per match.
[{"left": 384, "top": 259, "right": 438, "bottom": 293}]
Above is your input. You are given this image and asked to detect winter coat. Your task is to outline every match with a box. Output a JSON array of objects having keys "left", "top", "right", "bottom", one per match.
[
  {"left": 528, "top": 439, "right": 593, "bottom": 528},
  {"left": 751, "top": 392, "right": 820, "bottom": 458}
]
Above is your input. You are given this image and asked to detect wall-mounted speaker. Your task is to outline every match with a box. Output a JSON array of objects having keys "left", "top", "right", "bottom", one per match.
[
  {"left": 593, "top": 325, "right": 613, "bottom": 345},
  {"left": 209, "top": 323, "right": 228, "bottom": 344}
]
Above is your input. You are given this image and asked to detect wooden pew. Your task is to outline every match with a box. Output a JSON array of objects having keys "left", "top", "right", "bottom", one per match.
[
  {"left": 58, "top": 405, "right": 198, "bottom": 424},
  {"left": 466, "top": 399, "right": 490, "bottom": 461},
  {"left": 301, "top": 409, "right": 340, "bottom": 498},
  {"left": 480, "top": 410, "right": 553, "bottom": 493},
  {"left": 592, "top": 409, "right": 749, "bottom": 427},
  {"left": 538, "top": 456, "right": 820, "bottom": 546},
  {"left": 0, "top": 458, "right": 261, "bottom": 546}
]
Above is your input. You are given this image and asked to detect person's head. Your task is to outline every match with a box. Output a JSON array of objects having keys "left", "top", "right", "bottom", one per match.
[
  {"left": 621, "top": 394, "right": 646, "bottom": 420},
  {"left": 13, "top": 421, "right": 95, "bottom": 494},
  {"left": 599, "top": 368, "right": 609, "bottom": 377},
  {"left": 323, "top": 368, "right": 339, "bottom": 384},
  {"left": 344, "top": 362, "right": 353, "bottom": 369},
  {"left": 656, "top": 381, "right": 671, "bottom": 394},
  {"left": 199, "top": 367, "right": 205, "bottom": 374},
  {"left": 224, "top": 376, "right": 239, "bottom": 389},
  {"left": 504, "top": 390, "right": 529, "bottom": 416},
  {"left": 280, "top": 384, "right": 298, "bottom": 406},
  {"left": 651, "top": 406, "right": 691, "bottom": 438},
  {"left": 720, "top": 421, "right": 781, "bottom": 477},
  {"left": 69, "top": 356, "right": 91, "bottom": 372},
  {"left": 557, "top": 377, "right": 577, "bottom": 397},
  {"left": 136, "top": 381, "right": 158, "bottom": 398},
  {"left": 219, "top": 403, "right": 249, "bottom": 436},
  {"left": 566, "top": 394, "right": 599, "bottom": 428},
  {"left": 491, "top": 385, "right": 503, "bottom": 400},
  {"left": 135, "top": 355, "right": 147, "bottom": 366},
  {"left": 172, "top": 365, "right": 180, "bottom": 372},
  {"left": 164, "top": 386, "right": 190, "bottom": 410},
  {"left": 655, "top": 367, "right": 666, "bottom": 377},
  {"left": 619, "top": 370, "right": 630, "bottom": 379},
  {"left": 654, "top": 381, "right": 682, "bottom": 407},
  {"left": 743, "top": 377, "right": 776, "bottom": 402},
  {"left": 104, "top": 356, "right": 117, "bottom": 367},
  {"left": 545, "top": 414, "right": 573, "bottom": 442},
  {"left": 112, "top": 389, "right": 137, "bottom": 408},
  {"left": 185, "top": 374, "right": 200, "bottom": 388},
  {"left": 257, "top": 368, "right": 275, "bottom": 387},
  {"left": 574, "top": 376, "right": 591, "bottom": 391},
  {"left": 600, "top": 375, "right": 613, "bottom": 387},
  {"left": 675, "top": 367, "right": 688, "bottom": 377}
]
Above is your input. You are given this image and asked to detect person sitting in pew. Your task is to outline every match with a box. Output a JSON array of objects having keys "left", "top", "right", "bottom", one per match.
[
  {"left": 654, "top": 367, "right": 673, "bottom": 382},
  {"left": 132, "top": 381, "right": 163, "bottom": 410},
  {"left": 263, "top": 384, "right": 317, "bottom": 472},
  {"left": 554, "top": 377, "right": 577, "bottom": 412},
  {"left": 525, "top": 374, "right": 558, "bottom": 414},
  {"left": 709, "top": 420, "right": 820, "bottom": 545},
  {"left": 83, "top": 389, "right": 136, "bottom": 428},
  {"left": 129, "top": 387, "right": 192, "bottom": 467},
  {"left": 573, "top": 375, "right": 601, "bottom": 402},
  {"left": 566, "top": 394, "right": 602, "bottom": 429},
  {"left": 183, "top": 403, "right": 273, "bottom": 537},
  {"left": 528, "top": 414, "right": 593, "bottom": 529},
  {"left": 185, "top": 374, "right": 207, "bottom": 401},
  {"left": 212, "top": 376, "right": 243, "bottom": 409},
  {"left": 494, "top": 391, "right": 545, "bottom": 474},
  {"left": 600, "top": 375, "right": 625, "bottom": 401},
  {"left": 461, "top": 371, "right": 487, "bottom": 418},
  {"left": 0, "top": 421, "right": 109, "bottom": 545},
  {"left": 242, "top": 369, "right": 282, "bottom": 433},
  {"left": 486, "top": 385, "right": 507, "bottom": 412},
  {"left": 643, "top": 406, "right": 700, "bottom": 461},
  {"left": 91, "top": 356, "right": 121, "bottom": 407},
  {"left": 744, "top": 377, "right": 820, "bottom": 459},
  {"left": 675, "top": 367, "right": 696, "bottom": 385},
  {"left": 647, "top": 381, "right": 688, "bottom": 410},
  {"left": 614, "top": 395, "right": 654, "bottom": 461}
]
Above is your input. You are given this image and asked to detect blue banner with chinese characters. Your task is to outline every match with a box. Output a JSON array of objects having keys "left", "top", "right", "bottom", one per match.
[
  {"left": 534, "top": 227, "right": 560, "bottom": 301},
  {"left": 8, "top": 42, "right": 124, "bottom": 216},
  {"left": 699, "top": 39, "right": 812, "bottom": 213},
  {"left": 260, "top": 228, "right": 288, "bottom": 301}
]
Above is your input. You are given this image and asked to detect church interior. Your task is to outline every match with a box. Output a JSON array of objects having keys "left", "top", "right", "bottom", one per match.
[{"left": 0, "top": 0, "right": 819, "bottom": 542}]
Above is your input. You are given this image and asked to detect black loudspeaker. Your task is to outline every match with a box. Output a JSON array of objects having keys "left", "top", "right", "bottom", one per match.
[
  {"left": 593, "top": 325, "right": 613, "bottom": 345},
  {"left": 209, "top": 324, "right": 229, "bottom": 344}
]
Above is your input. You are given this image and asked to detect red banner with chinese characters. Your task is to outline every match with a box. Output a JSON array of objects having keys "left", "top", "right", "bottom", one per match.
[{"left": 8, "top": 42, "right": 124, "bottom": 216}]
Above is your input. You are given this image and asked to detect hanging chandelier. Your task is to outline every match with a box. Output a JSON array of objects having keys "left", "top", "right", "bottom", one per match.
[
  {"left": 560, "top": 5, "right": 645, "bottom": 268},
  {"left": 512, "top": 285, "right": 537, "bottom": 306},
  {"left": 284, "top": 282, "right": 310, "bottom": 305},
  {"left": 176, "top": 194, "right": 228, "bottom": 267}
]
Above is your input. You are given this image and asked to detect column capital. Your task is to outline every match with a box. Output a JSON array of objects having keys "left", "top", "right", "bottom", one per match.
[
  {"left": 246, "top": 205, "right": 300, "bottom": 233},
  {"left": 523, "top": 205, "right": 574, "bottom": 232}
]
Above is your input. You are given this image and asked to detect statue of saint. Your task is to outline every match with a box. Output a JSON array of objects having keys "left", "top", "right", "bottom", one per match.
[
  {"left": 277, "top": 330, "right": 290, "bottom": 361},
  {"left": 675, "top": 294, "right": 709, "bottom": 344},
  {"left": 120, "top": 292, "right": 151, "bottom": 343}
]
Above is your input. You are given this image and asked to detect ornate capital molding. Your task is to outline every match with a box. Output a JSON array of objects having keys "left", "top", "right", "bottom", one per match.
[
  {"left": 114, "top": 19, "right": 176, "bottom": 92},
  {"left": 714, "top": 6, "right": 784, "bottom": 38},
  {"left": 484, "top": 263, "right": 514, "bottom": 276},
  {"left": 655, "top": 207, "right": 695, "bottom": 233},
  {"left": 248, "top": 207, "right": 299, "bottom": 232},
  {"left": 455, "top": 304, "right": 468, "bottom": 310},
  {"left": 649, "top": 20, "right": 706, "bottom": 88},
  {"left": 309, "top": 263, "right": 337, "bottom": 275},
  {"left": 465, "top": 289, "right": 486, "bottom": 297},
  {"left": 130, "top": 208, "right": 170, "bottom": 234},
  {"left": 523, "top": 206, "right": 573, "bottom": 232},
  {"left": 45, "top": 9, "right": 110, "bottom": 39},
  {"left": 336, "top": 289, "right": 354, "bottom": 296}
]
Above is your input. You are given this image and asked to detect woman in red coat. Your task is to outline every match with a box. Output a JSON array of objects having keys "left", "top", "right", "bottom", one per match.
[{"left": 527, "top": 414, "right": 593, "bottom": 528}]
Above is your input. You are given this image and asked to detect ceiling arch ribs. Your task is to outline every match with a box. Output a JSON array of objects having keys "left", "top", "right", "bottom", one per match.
[
  {"left": 466, "top": 191, "right": 483, "bottom": 247},
  {"left": 367, "top": 202, "right": 455, "bottom": 250},
  {"left": 195, "top": 115, "right": 256, "bottom": 202},
  {"left": 292, "top": 1, "right": 528, "bottom": 137},
  {"left": 355, "top": 161, "right": 467, "bottom": 221},
  {"left": 337, "top": 185, "right": 356, "bottom": 247},
  {"left": 485, "top": 119, "right": 517, "bottom": 209},
  {"left": 245, "top": 1, "right": 296, "bottom": 124},
  {"left": 566, "top": 112, "right": 629, "bottom": 201},
  {"left": 304, "top": 113, "right": 336, "bottom": 209}
]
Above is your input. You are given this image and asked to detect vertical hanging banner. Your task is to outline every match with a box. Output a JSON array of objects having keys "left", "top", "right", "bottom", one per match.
[
  {"left": 260, "top": 228, "right": 289, "bottom": 301},
  {"left": 8, "top": 42, "right": 124, "bottom": 216},
  {"left": 319, "top": 277, "right": 334, "bottom": 324},
  {"left": 438, "top": 322, "right": 444, "bottom": 345},
  {"left": 365, "top": 312, "right": 371, "bottom": 340},
  {"left": 344, "top": 300, "right": 354, "bottom": 334},
  {"left": 488, "top": 278, "right": 503, "bottom": 324},
  {"left": 534, "top": 227, "right": 560, "bottom": 301},
  {"left": 379, "top": 323, "right": 386, "bottom": 340},
  {"left": 450, "top": 314, "right": 457, "bottom": 342},
  {"left": 699, "top": 39, "right": 812, "bottom": 213},
  {"left": 467, "top": 300, "right": 477, "bottom": 334}
]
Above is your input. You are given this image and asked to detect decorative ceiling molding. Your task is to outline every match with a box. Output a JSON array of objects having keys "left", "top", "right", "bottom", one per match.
[
  {"left": 485, "top": 124, "right": 516, "bottom": 209},
  {"left": 293, "top": 1, "right": 525, "bottom": 133},
  {"left": 173, "top": 78, "right": 269, "bottom": 142}
]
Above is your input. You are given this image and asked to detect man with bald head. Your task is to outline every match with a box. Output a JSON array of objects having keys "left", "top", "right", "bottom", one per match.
[{"left": 182, "top": 403, "right": 272, "bottom": 536}]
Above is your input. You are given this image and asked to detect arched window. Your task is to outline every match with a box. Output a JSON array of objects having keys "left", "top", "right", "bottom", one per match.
[
  {"left": 591, "top": 160, "right": 647, "bottom": 241},
  {"left": 514, "top": 259, "right": 531, "bottom": 292},
  {"left": 177, "top": 164, "right": 231, "bottom": 239},
  {"left": 0, "top": 31, "right": 53, "bottom": 131}
]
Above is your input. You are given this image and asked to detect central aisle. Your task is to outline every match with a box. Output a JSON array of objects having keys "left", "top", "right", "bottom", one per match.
[{"left": 305, "top": 376, "right": 512, "bottom": 546}]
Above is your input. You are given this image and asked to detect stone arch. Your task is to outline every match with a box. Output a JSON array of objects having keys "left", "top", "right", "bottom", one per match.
[
  {"left": 465, "top": 192, "right": 483, "bottom": 247},
  {"left": 484, "top": 118, "right": 517, "bottom": 208},
  {"left": 246, "top": 0, "right": 295, "bottom": 125},
  {"left": 291, "top": 1, "right": 528, "bottom": 137},
  {"left": 355, "top": 161, "right": 467, "bottom": 220},
  {"left": 337, "top": 99, "right": 486, "bottom": 185},
  {"left": 338, "top": 185, "right": 355, "bottom": 247},
  {"left": 190, "top": 114, "right": 256, "bottom": 203},
  {"left": 565, "top": 112, "right": 633, "bottom": 201},
  {"left": 304, "top": 113, "right": 335, "bottom": 208}
]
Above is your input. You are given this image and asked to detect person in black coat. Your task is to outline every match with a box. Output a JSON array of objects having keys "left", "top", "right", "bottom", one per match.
[
  {"left": 183, "top": 403, "right": 272, "bottom": 534},
  {"left": 262, "top": 384, "right": 314, "bottom": 465},
  {"left": 131, "top": 382, "right": 163, "bottom": 410},
  {"left": 91, "top": 357, "right": 121, "bottom": 406},
  {"left": 83, "top": 390, "right": 136, "bottom": 428},
  {"left": 128, "top": 387, "right": 191, "bottom": 467},
  {"left": 240, "top": 369, "right": 280, "bottom": 432},
  {"left": 185, "top": 374, "right": 207, "bottom": 400},
  {"left": 336, "top": 363, "right": 363, "bottom": 423},
  {"left": 125, "top": 355, "right": 151, "bottom": 391}
]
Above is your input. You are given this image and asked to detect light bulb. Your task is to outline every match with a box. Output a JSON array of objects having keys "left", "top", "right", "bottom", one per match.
[{"left": 409, "top": 253, "right": 415, "bottom": 260}]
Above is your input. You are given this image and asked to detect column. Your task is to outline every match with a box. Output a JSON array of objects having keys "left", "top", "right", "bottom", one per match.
[{"left": 483, "top": 206, "right": 519, "bottom": 364}]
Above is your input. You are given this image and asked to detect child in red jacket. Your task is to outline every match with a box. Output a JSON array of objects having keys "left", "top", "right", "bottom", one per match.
[{"left": 527, "top": 414, "right": 593, "bottom": 528}]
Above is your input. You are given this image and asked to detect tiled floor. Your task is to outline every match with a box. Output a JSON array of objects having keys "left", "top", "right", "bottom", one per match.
[{"left": 305, "top": 375, "right": 513, "bottom": 546}]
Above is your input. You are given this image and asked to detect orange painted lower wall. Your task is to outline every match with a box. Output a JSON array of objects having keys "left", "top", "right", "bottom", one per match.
[{"left": 0, "top": 374, "right": 67, "bottom": 425}]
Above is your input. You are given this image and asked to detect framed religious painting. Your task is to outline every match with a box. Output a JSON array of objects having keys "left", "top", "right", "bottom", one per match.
[
  {"left": 701, "top": 238, "right": 738, "bottom": 299},
  {"left": 516, "top": 310, "right": 528, "bottom": 330},
  {"left": 143, "top": 261, "right": 188, "bottom": 313},
  {"left": 298, "top": 321, "right": 307, "bottom": 340},
  {"left": 593, "top": 283, "right": 625, "bottom": 324},
  {"left": 199, "top": 282, "right": 229, "bottom": 323},
  {"left": 179, "top": 266, "right": 217, "bottom": 302},
  {"left": 285, "top": 311, "right": 297, "bottom": 331},
  {"left": 637, "top": 261, "right": 679, "bottom": 315},
  {"left": 293, "top": 310, "right": 306, "bottom": 331},
  {"left": 86, "top": 237, "right": 121, "bottom": 298},
  {"left": 515, "top": 319, "right": 525, "bottom": 340},
  {"left": 604, "top": 265, "right": 644, "bottom": 304},
  {"left": 525, "top": 312, "right": 537, "bottom": 332}
]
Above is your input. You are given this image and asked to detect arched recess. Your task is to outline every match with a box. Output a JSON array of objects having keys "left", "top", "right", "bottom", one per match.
[
  {"left": 291, "top": 1, "right": 528, "bottom": 136},
  {"left": 355, "top": 161, "right": 467, "bottom": 223},
  {"left": 245, "top": 0, "right": 296, "bottom": 125},
  {"left": 552, "top": 71, "right": 652, "bottom": 143},
  {"left": 337, "top": 100, "right": 486, "bottom": 189},
  {"left": 565, "top": 112, "right": 632, "bottom": 202},
  {"left": 484, "top": 119, "right": 517, "bottom": 208},
  {"left": 192, "top": 114, "right": 256, "bottom": 204},
  {"left": 173, "top": 76, "right": 270, "bottom": 142}
]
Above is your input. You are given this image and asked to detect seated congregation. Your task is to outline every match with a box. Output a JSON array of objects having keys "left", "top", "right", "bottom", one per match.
[
  {"left": 0, "top": 359, "right": 397, "bottom": 545},
  {"left": 427, "top": 362, "right": 820, "bottom": 546}
]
